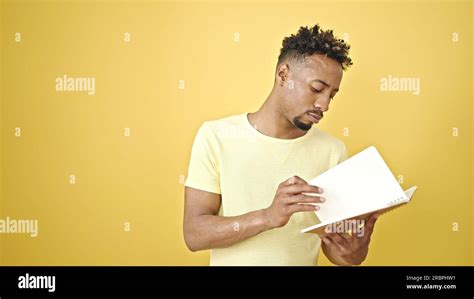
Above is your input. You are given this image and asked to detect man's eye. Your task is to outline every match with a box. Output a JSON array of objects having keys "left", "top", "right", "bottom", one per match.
[{"left": 311, "top": 87, "right": 322, "bottom": 93}]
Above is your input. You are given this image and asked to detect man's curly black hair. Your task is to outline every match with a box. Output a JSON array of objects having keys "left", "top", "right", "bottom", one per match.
[{"left": 277, "top": 24, "right": 353, "bottom": 71}]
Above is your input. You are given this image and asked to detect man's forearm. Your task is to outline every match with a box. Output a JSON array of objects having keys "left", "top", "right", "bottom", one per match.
[{"left": 184, "top": 209, "right": 274, "bottom": 251}]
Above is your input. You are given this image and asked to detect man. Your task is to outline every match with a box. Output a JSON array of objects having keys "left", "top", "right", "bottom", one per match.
[{"left": 183, "top": 24, "right": 379, "bottom": 266}]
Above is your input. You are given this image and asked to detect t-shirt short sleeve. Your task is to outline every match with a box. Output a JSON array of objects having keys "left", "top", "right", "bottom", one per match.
[
  {"left": 184, "top": 122, "right": 221, "bottom": 194},
  {"left": 337, "top": 142, "right": 349, "bottom": 164}
]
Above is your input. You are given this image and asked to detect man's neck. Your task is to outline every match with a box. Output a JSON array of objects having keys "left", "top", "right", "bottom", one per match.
[{"left": 247, "top": 92, "right": 308, "bottom": 140}]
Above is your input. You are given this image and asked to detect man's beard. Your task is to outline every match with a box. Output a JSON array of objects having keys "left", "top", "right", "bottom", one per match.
[{"left": 292, "top": 116, "right": 313, "bottom": 131}]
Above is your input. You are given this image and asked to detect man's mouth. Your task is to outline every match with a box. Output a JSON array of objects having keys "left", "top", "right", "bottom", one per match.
[{"left": 307, "top": 111, "right": 322, "bottom": 123}]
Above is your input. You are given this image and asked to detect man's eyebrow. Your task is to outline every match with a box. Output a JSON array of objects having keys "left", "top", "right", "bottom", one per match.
[{"left": 310, "top": 79, "right": 339, "bottom": 92}]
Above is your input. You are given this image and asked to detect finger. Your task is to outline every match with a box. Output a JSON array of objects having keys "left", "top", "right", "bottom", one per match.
[
  {"left": 324, "top": 234, "right": 345, "bottom": 251},
  {"left": 371, "top": 212, "right": 380, "bottom": 223},
  {"left": 365, "top": 213, "right": 379, "bottom": 232},
  {"left": 320, "top": 236, "right": 331, "bottom": 246},
  {"left": 320, "top": 236, "right": 340, "bottom": 250},
  {"left": 366, "top": 212, "right": 378, "bottom": 222},
  {"left": 336, "top": 233, "right": 353, "bottom": 244},
  {"left": 326, "top": 233, "right": 350, "bottom": 250},
  {"left": 339, "top": 231, "right": 352, "bottom": 240},
  {"left": 287, "top": 194, "right": 326, "bottom": 204},
  {"left": 282, "top": 184, "right": 323, "bottom": 196},
  {"left": 360, "top": 219, "right": 378, "bottom": 240},
  {"left": 288, "top": 203, "right": 319, "bottom": 214},
  {"left": 282, "top": 175, "right": 307, "bottom": 186},
  {"left": 333, "top": 233, "right": 350, "bottom": 246}
]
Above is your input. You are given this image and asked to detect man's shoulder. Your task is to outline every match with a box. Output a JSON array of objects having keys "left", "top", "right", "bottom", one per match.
[
  {"left": 202, "top": 113, "right": 245, "bottom": 128},
  {"left": 199, "top": 113, "right": 247, "bottom": 136}
]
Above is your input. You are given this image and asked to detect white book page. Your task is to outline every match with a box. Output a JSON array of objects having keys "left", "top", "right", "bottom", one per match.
[
  {"left": 301, "top": 186, "right": 417, "bottom": 234},
  {"left": 306, "top": 146, "right": 408, "bottom": 224}
]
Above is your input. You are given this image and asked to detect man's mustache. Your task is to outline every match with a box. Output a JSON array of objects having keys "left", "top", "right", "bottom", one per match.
[{"left": 307, "top": 110, "right": 323, "bottom": 118}]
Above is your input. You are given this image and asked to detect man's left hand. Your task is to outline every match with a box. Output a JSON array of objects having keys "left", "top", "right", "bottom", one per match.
[{"left": 320, "top": 212, "right": 380, "bottom": 266}]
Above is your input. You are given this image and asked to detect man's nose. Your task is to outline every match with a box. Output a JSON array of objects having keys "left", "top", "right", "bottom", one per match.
[{"left": 313, "top": 96, "right": 330, "bottom": 112}]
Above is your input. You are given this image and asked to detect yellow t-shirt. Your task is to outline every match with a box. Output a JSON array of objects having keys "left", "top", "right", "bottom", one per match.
[{"left": 185, "top": 113, "right": 348, "bottom": 266}]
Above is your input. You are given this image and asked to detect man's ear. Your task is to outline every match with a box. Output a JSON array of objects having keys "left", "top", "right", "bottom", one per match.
[{"left": 276, "top": 63, "right": 290, "bottom": 86}]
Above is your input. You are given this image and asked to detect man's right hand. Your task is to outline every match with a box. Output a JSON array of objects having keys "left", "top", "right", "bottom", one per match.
[{"left": 264, "top": 175, "right": 325, "bottom": 229}]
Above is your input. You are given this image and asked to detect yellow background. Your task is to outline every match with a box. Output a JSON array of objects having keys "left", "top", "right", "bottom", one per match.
[{"left": 0, "top": 0, "right": 472, "bottom": 265}]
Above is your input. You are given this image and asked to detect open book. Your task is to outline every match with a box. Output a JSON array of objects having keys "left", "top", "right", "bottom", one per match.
[{"left": 301, "top": 146, "right": 417, "bottom": 235}]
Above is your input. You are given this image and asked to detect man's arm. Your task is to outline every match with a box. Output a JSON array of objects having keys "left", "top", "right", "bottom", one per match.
[
  {"left": 183, "top": 176, "right": 325, "bottom": 252},
  {"left": 183, "top": 187, "right": 271, "bottom": 251}
]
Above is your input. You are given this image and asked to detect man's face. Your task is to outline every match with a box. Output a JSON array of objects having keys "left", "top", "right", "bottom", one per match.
[{"left": 278, "top": 53, "right": 343, "bottom": 131}]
